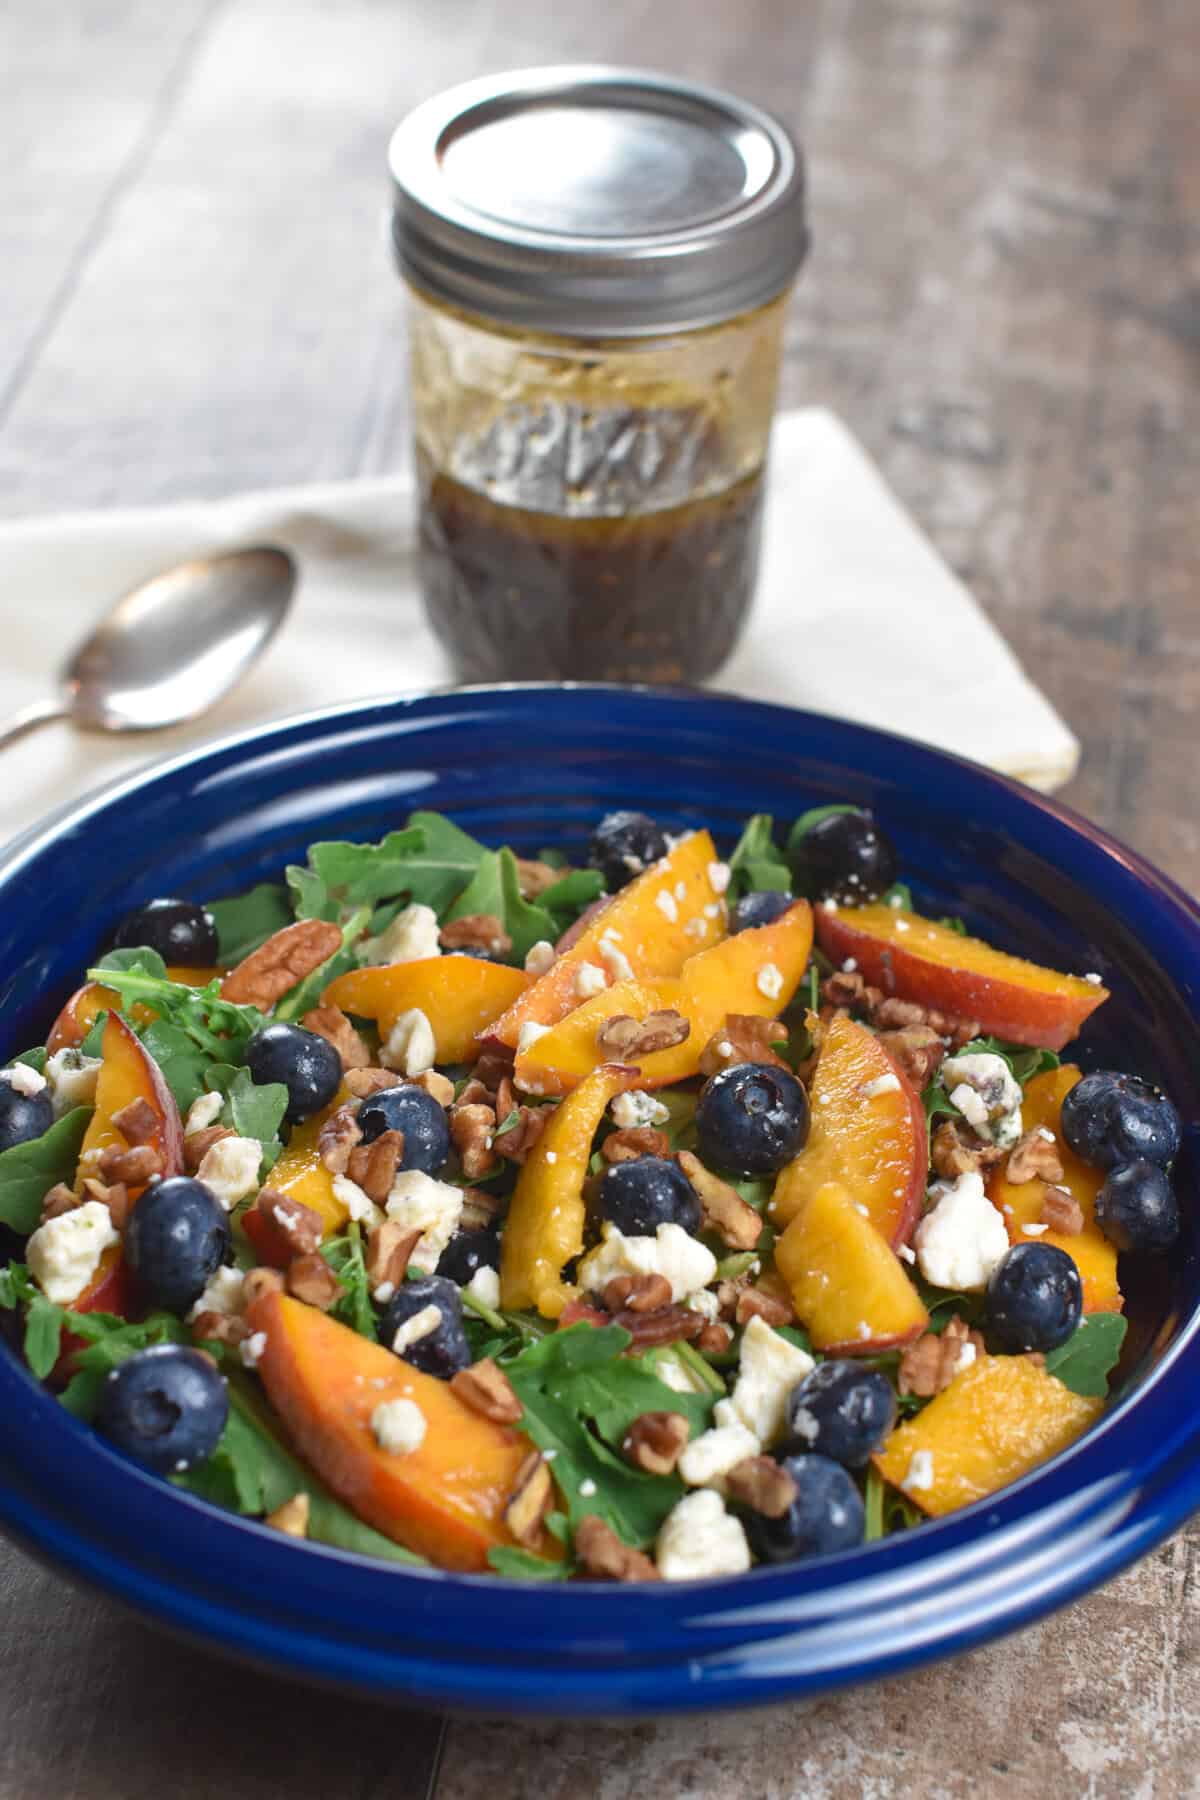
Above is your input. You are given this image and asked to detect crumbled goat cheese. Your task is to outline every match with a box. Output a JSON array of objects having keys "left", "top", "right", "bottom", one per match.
[
  {"left": 703, "top": 902, "right": 723, "bottom": 920},
  {"left": 240, "top": 1331, "right": 268, "bottom": 1368},
  {"left": 821, "top": 898, "right": 839, "bottom": 912},
  {"left": 677, "top": 1420, "right": 761, "bottom": 1491},
  {"left": 391, "top": 1304, "right": 443, "bottom": 1353},
  {"left": 756, "top": 963, "right": 784, "bottom": 1000},
  {"left": 578, "top": 1222, "right": 717, "bottom": 1304},
  {"left": 373, "top": 1281, "right": 395, "bottom": 1304},
  {"left": 707, "top": 862, "right": 731, "bottom": 895},
  {"left": 789, "top": 1404, "right": 821, "bottom": 1446},
  {"left": 184, "top": 1090, "right": 224, "bottom": 1135},
  {"left": 524, "top": 940, "right": 557, "bottom": 976},
  {"left": 27, "top": 1202, "right": 119, "bottom": 1305},
  {"left": 597, "top": 938, "right": 634, "bottom": 983},
  {"left": 362, "top": 903, "right": 441, "bottom": 966},
  {"left": 674, "top": 880, "right": 687, "bottom": 901},
  {"left": 2, "top": 1063, "right": 45, "bottom": 1098},
  {"left": 44, "top": 1048, "right": 102, "bottom": 1117},
  {"left": 686, "top": 1288, "right": 721, "bottom": 1322},
  {"left": 1022, "top": 1221, "right": 1048, "bottom": 1237},
  {"left": 942, "top": 1052, "right": 1023, "bottom": 1147},
  {"left": 894, "top": 918, "right": 911, "bottom": 932},
  {"left": 545, "top": 1150, "right": 557, "bottom": 1164},
  {"left": 517, "top": 1020, "right": 551, "bottom": 1055},
  {"left": 187, "top": 1265, "right": 246, "bottom": 1322},
  {"left": 380, "top": 1007, "right": 436, "bottom": 1076},
  {"left": 950, "top": 1082, "right": 991, "bottom": 1132},
  {"left": 898, "top": 1244, "right": 916, "bottom": 1265},
  {"left": 371, "top": 1397, "right": 427, "bottom": 1455},
  {"left": 842, "top": 957, "right": 858, "bottom": 973},
  {"left": 955, "top": 1341, "right": 978, "bottom": 1375},
  {"left": 574, "top": 961, "right": 608, "bottom": 1000},
  {"left": 656, "top": 1489, "right": 751, "bottom": 1580},
  {"left": 717, "top": 1315, "right": 814, "bottom": 1447},
  {"left": 196, "top": 1135, "right": 262, "bottom": 1210},
  {"left": 465, "top": 1265, "right": 501, "bottom": 1309},
  {"left": 654, "top": 890, "right": 679, "bottom": 923},
  {"left": 384, "top": 1170, "right": 463, "bottom": 1270},
  {"left": 901, "top": 1449, "right": 935, "bottom": 1494},
  {"left": 913, "top": 1170, "right": 1010, "bottom": 1291},
  {"left": 579, "top": 1478, "right": 598, "bottom": 1498},
  {"left": 333, "top": 1173, "right": 383, "bottom": 1227},
  {"left": 1084, "top": 972, "right": 1103, "bottom": 986},
  {"left": 861, "top": 1072, "right": 901, "bottom": 1099},
  {"left": 610, "top": 1089, "right": 670, "bottom": 1131}
]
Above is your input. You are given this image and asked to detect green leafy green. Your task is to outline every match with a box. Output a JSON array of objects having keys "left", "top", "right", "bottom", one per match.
[
  {"left": 952, "top": 1036, "right": 1061, "bottom": 1088},
  {"left": 138, "top": 1020, "right": 212, "bottom": 1114},
  {"left": 272, "top": 905, "right": 371, "bottom": 1023},
  {"left": 85, "top": 966, "right": 265, "bottom": 1062},
  {"left": 1043, "top": 1312, "right": 1127, "bottom": 1396},
  {"left": 93, "top": 946, "right": 169, "bottom": 979},
  {"left": 207, "top": 882, "right": 293, "bottom": 964},
  {"left": 10, "top": 1047, "right": 47, "bottom": 1075},
  {"left": 937, "top": 915, "right": 968, "bottom": 936},
  {"left": 786, "top": 804, "right": 859, "bottom": 849},
  {"left": 221, "top": 1067, "right": 289, "bottom": 1174},
  {"left": 445, "top": 847, "right": 557, "bottom": 965},
  {"left": 287, "top": 812, "right": 488, "bottom": 925},
  {"left": 535, "top": 867, "right": 605, "bottom": 924},
  {"left": 864, "top": 1464, "right": 923, "bottom": 1540},
  {"left": 487, "top": 1544, "right": 572, "bottom": 1580},
  {"left": 0, "top": 1108, "right": 92, "bottom": 1235},
  {"left": 727, "top": 814, "right": 791, "bottom": 897},
  {"left": 320, "top": 1225, "right": 377, "bottom": 1339},
  {"left": 58, "top": 1310, "right": 189, "bottom": 1414},
  {"left": 878, "top": 882, "right": 914, "bottom": 911},
  {"left": 912, "top": 1277, "right": 985, "bottom": 1335}
]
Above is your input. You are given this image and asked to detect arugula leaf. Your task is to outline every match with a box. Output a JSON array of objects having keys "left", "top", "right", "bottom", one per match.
[
  {"left": 446, "top": 848, "right": 556, "bottom": 965},
  {"left": 273, "top": 905, "right": 371, "bottom": 1023},
  {"left": 93, "top": 946, "right": 169, "bottom": 979},
  {"left": 487, "top": 1545, "right": 571, "bottom": 1580},
  {"left": 288, "top": 813, "right": 489, "bottom": 926},
  {"left": 10, "top": 1047, "right": 47, "bottom": 1075},
  {"left": 24, "top": 1293, "right": 65, "bottom": 1379},
  {"left": 138, "top": 1019, "right": 212, "bottom": 1115},
  {"left": 786, "top": 804, "right": 859, "bottom": 848},
  {"left": 1043, "top": 1312, "right": 1127, "bottom": 1396},
  {"left": 864, "top": 1464, "right": 923, "bottom": 1539},
  {"left": 203, "top": 1067, "right": 289, "bottom": 1175},
  {"left": 727, "top": 814, "right": 791, "bottom": 898},
  {"left": 58, "top": 1310, "right": 189, "bottom": 1415},
  {"left": 320, "top": 1225, "right": 377, "bottom": 1339},
  {"left": 912, "top": 1277, "right": 985, "bottom": 1335},
  {"left": 207, "top": 883, "right": 293, "bottom": 964},
  {"left": 535, "top": 867, "right": 605, "bottom": 926},
  {"left": 952, "top": 1036, "right": 1060, "bottom": 1088},
  {"left": 879, "top": 882, "right": 914, "bottom": 911},
  {"left": 0, "top": 1107, "right": 92, "bottom": 1235},
  {"left": 87, "top": 966, "right": 265, "bottom": 1062},
  {"left": 937, "top": 915, "right": 968, "bottom": 936}
]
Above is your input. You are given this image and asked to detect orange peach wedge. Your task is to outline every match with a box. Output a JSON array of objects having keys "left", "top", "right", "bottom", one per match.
[
  {"left": 74, "top": 1012, "right": 184, "bottom": 1199},
  {"left": 324, "top": 958, "right": 530, "bottom": 1064},
  {"left": 774, "top": 1178, "right": 928, "bottom": 1354}
]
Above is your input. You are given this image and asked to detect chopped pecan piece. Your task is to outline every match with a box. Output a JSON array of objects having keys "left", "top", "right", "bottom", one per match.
[
  {"left": 97, "top": 1143, "right": 162, "bottom": 1187},
  {"left": 715, "top": 1276, "right": 751, "bottom": 1321},
  {"left": 346, "top": 1129, "right": 405, "bottom": 1203},
  {"left": 1007, "top": 1129, "right": 1065, "bottom": 1186},
  {"left": 623, "top": 1411, "right": 690, "bottom": 1476},
  {"left": 192, "top": 1309, "right": 250, "bottom": 1346},
  {"left": 870, "top": 996, "right": 928, "bottom": 1030},
  {"left": 82, "top": 1178, "right": 131, "bottom": 1230},
  {"left": 266, "top": 1492, "right": 310, "bottom": 1538},
  {"left": 595, "top": 1009, "right": 690, "bottom": 1062},
  {"left": 449, "top": 1102, "right": 498, "bottom": 1179},
  {"left": 676, "top": 1150, "right": 762, "bottom": 1250},
  {"left": 1040, "top": 1185, "right": 1085, "bottom": 1235},
  {"left": 459, "top": 1185, "right": 505, "bottom": 1232},
  {"left": 40, "top": 1182, "right": 80, "bottom": 1224},
  {"left": 601, "top": 1126, "right": 670, "bottom": 1163},
  {"left": 317, "top": 1102, "right": 363, "bottom": 1175},
  {"left": 439, "top": 913, "right": 512, "bottom": 958},
  {"left": 821, "top": 970, "right": 871, "bottom": 1009},
  {"left": 609, "top": 1305, "right": 705, "bottom": 1348},
  {"left": 898, "top": 1314, "right": 985, "bottom": 1397},
  {"left": 301, "top": 1004, "right": 370, "bottom": 1071},
  {"left": 493, "top": 1106, "right": 546, "bottom": 1164},
  {"left": 450, "top": 1358, "right": 523, "bottom": 1424},
  {"left": 493, "top": 1074, "right": 517, "bottom": 1123},
  {"left": 602, "top": 1272, "right": 673, "bottom": 1314},
  {"left": 409, "top": 1069, "right": 455, "bottom": 1108},
  {"left": 220, "top": 919, "right": 342, "bottom": 1009},
  {"left": 725, "top": 1455, "right": 798, "bottom": 1519},
  {"left": 343, "top": 1066, "right": 403, "bottom": 1099},
  {"left": 472, "top": 1045, "right": 516, "bottom": 1093},
  {"left": 110, "top": 1096, "right": 160, "bottom": 1146},
  {"left": 593, "top": 1014, "right": 643, "bottom": 1061},
  {"left": 504, "top": 1450, "right": 554, "bottom": 1546},
  {"left": 876, "top": 1026, "right": 946, "bottom": 1088},
  {"left": 242, "top": 1267, "right": 285, "bottom": 1306},
  {"left": 515, "top": 857, "right": 566, "bottom": 900},
  {"left": 364, "top": 1222, "right": 421, "bottom": 1296},
  {"left": 184, "top": 1124, "right": 235, "bottom": 1171},
  {"left": 574, "top": 1514, "right": 659, "bottom": 1581},
  {"left": 696, "top": 1320, "right": 734, "bottom": 1354},
  {"left": 734, "top": 1286, "right": 795, "bottom": 1328},
  {"left": 698, "top": 1013, "right": 789, "bottom": 1076},
  {"left": 556, "top": 1296, "right": 609, "bottom": 1330},
  {"left": 256, "top": 1189, "right": 324, "bottom": 1257},
  {"left": 930, "top": 1118, "right": 1003, "bottom": 1180},
  {"left": 285, "top": 1253, "right": 343, "bottom": 1311}
]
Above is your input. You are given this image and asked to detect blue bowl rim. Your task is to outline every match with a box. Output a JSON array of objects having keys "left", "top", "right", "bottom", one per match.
[{"left": 0, "top": 681, "right": 1197, "bottom": 1716}]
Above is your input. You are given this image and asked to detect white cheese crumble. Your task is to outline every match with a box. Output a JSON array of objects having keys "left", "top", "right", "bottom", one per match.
[
  {"left": 371, "top": 1397, "right": 427, "bottom": 1455},
  {"left": 898, "top": 1244, "right": 916, "bottom": 1265},
  {"left": 2, "top": 1063, "right": 45, "bottom": 1098},
  {"left": 674, "top": 880, "right": 687, "bottom": 902},
  {"left": 524, "top": 940, "right": 557, "bottom": 977},
  {"left": 380, "top": 1007, "right": 436, "bottom": 1077},
  {"left": 597, "top": 937, "right": 634, "bottom": 983},
  {"left": 656, "top": 1489, "right": 751, "bottom": 1581},
  {"left": 861, "top": 1072, "right": 901, "bottom": 1100},
  {"left": 707, "top": 861, "right": 731, "bottom": 895},
  {"left": 901, "top": 1449, "right": 935, "bottom": 1494},
  {"left": 677, "top": 1419, "right": 760, "bottom": 1491},
  {"left": 362, "top": 903, "right": 441, "bottom": 966},
  {"left": 187, "top": 1265, "right": 246, "bottom": 1322},
  {"left": 574, "top": 961, "right": 608, "bottom": 1000},
  {"left": 654, "top": 890, "right": 679, "bottom": 923},
  {"left": 913, "top": 1170, "right": 1010, "bottom": 1291},
  {"left": 1083, "top": 972, "right": 1103, "bottom": 986},
  {"left": 821, "top": 898, "right": 839, "bottom": 912},
  {"left": 685, "top": 917, "right": 708, "bottom": 939},
  {"left": 545, "top": 1150, "right": 557, "bottom": 1164},
  {"left": 942, "top": 1052, "right": 1023, "bottom": 1147},
  {"left": 955, "top": 1341, "right": 978, "bottom": 1375},
  {"left": 27, "top": 1201, "right": 119, "bottom": 1305},
  {"left": 333, "top": 1173, "right": 383, "bottom": 1227},
  {"left": 184, "top": 1090, "right": 224, "bottom": 1135},
  {"left": 517, "top": 1020, "right": 551, "bottom": 1055},
  {"left": 373, "top": 1281, "right": 395, "bottom": 1304},
  {"left": 44, "top": 1048, "right": 102, "bottom": 1117},
  {"left": 579, "top": 1477, "right": 598, "bottom": 1498},
  {"left": 196, "top": 1135, "right": 262, "bottom": 1211},
  {"left": 391, "top": 1304, "right": 443, "bottom": 1353},
  {"left": 465, "top": 1264, "right": 501, "bottom": 1309},
  {"left": 841, "top": 957, "right": 858, "bottom": 973},
  {"left": 1022, "top": 1221, "right": 1048, "bottom": 1237},
  {"left": 756, "top": 962, "right": 784, "bottom": 1000},
  {"left": 240, "top": 1331, "right": 268, "bottom": 1368},
  {"left": 717, "top": 1314, "right": 814, "bottom": 1447},
  {"left": 384, "top": 1169, "right": 463, "bottom": 1271},
  {"left": 686, "top": 1287, "right": 721, "bottom": 1323},
  {"left": 578, "top": 1222, "right": 717, "bottom": 1304},
  {"left": 610, "top": 1089, "right": 669, "bottom": 1131}
]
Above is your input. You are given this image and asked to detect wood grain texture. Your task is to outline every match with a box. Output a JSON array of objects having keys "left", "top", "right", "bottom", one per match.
[{"left": 0, "top": 0, "right": 1197, "bottom": 1793}]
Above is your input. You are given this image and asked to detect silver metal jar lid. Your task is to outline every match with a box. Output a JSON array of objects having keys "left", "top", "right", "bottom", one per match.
[{"left": 388, "top": 65, "right": 809, "bottom": 338}]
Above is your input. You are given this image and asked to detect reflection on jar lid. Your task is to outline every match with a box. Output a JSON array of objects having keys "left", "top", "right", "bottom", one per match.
[{"left": 389, "top": 66, "right": 809, "bottom": 338}]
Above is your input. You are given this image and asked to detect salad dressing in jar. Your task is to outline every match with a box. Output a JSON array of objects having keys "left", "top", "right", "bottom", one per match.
[{"left": 389, "top": 69, "right": 809, "bottom": 683}]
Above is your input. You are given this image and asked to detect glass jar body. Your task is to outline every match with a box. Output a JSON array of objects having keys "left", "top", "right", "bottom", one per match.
[{"left": 408, "top": 292, "right": 789, "bottom": 684}]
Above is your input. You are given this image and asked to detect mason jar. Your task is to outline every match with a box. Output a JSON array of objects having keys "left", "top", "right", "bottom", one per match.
[{"left": 389, "top": 68, "right": 809, "bottom": 685}]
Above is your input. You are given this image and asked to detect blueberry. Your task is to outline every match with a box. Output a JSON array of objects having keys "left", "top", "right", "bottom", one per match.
[
  {"left": 357, "top": 1083, "right": 450, "bottom": 1175},
  {"left": 379, "top": 1275, "right": 471, "bottom": 1379},
  {"left": 1061, "top": 1071, "right": 1183, "bottom": 1171},
  {"left": 695, "top": 1063, "right": 809, "bottom": 1177},
  {"left": 112, "top": 897, "right": 218, "bottom": 966},
  {"left": 244, "top": 1023, "right": 341, "bottom": 1124},
  {"left": 125, "top": 1176, "right": 233, "bottom": 1314},
  {"left": 731, "top": 890, "right": 795, "bottom": 933},
  {"left": 96, "top": 1344, "right": 228, "bottom": 1474},
  {"left": 784, "top": 1360, "right": 896, "bottom": 1469},
  {"left": 588, "top": 811, "right": 668, "bottom": 891},
  {"left": 0, "top": 1080, "right": 53, "bottom": 1153},
  {"left": 790, "top": 808, "right": 897, "bottom": 906},
  {"left": 597, "top": 1156, "right": 701, "bottom": 1238},
  {"left": 1096, "top": 1159, "right": 1180, "bottom": 1252},
  {"left": 985, "top": 1242, "right": 1082, "bottom": 1353},
  {"left": 740, "top": 1453, "right": 865, "bottom": 1563},
  {"left": 439, "top": 1226, "right": 501, "bottom": 1286}
]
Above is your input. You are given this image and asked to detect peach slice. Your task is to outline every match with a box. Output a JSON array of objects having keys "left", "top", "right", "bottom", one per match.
[
  {"left": 512, "top": 901, "right": 814, "bottom": 1097},
  {"left": 770, "top": 1014, "right": 926, "bottom": 1246},
  {"left": 814, "top": 903, "right": 1109, "bottom": 1052},
  {"left": 74, "top": 1013, "right": 184, "bottom": 1199},
  {"left": 872, "top": 1353, "right": 1103, "bottom": 1517},
  {"left": 241, "top": 1084, "right": 353, "bottom": 1266},
  {"left": 774, "top": 1179, "right": 928, "bottom": 1354},
  {"left": 486, "top": 829, "right": 727, "bottom": 1051},
  {"left": 500, "top": 1063, "right": 640, "bottom": 1319},
  {"left": 46, "top": 966, "right": 221, "bottom": 1054},
  {"left": 987, "top": 1065, "right": 1121, "bottom": 1314},
  {"left": 245, "top": 1291, "right": 542, "bottom": 1571},
  {"left": 324, "top": 958, "right": 530, "bottom": 1064}
]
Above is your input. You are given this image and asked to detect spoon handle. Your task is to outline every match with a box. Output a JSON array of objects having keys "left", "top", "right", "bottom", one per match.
[{"left": 0, "top": 696, "right": 70, "bottom": 752}]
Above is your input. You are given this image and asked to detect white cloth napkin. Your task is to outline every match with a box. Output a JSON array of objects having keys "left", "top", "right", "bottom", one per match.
[{"left": 0, "top": 408, "right": 1077, "bottom": 846}]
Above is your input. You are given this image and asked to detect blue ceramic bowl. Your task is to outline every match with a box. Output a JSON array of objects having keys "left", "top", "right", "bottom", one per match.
[{"left": 0, "top": 686, "right": 1197, "bottom": 1715}]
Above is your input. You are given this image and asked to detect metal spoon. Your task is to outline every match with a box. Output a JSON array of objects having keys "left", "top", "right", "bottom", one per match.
[{"left": 0, "top": 546, "right": 296, "bottom": 750}]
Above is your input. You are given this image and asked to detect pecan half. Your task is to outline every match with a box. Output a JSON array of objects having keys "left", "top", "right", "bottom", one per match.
[
  {"left": 472, "top": 1045, "right": 516, "bottom": 1093},
  {"left": 220, "top": 919, "right": 342, "bottom": 1009},
  {"left": 515, "top": 857, "right": 565, "bottom": 900},
  {"left": 450, "top": 1358, "right": 523, "bottom": 1424},
  {"left": 601, "top": 1126, "right": 670, "bottom": 1163},
  {"left": 459, "top": 1185, "right": 505, "bottom": 1232},
  {"left": 301, "top": 1004, "right": 370, "bottom": 1071},
  {"left": 1006, "top": 1129, "right": 1065, "bottom": 1186},
  {"left": 734, "top": 1286, "right": 794, "bottom": 1328},
  {"left": 266, "top": 1492, "right": 310, "bottom": 1538},
  {"left": 97, "top": 1143, "right": 163, "bottom": 1187},
  {"left": 439, "top": 913, "right": 512, "bottom": 958},
  {"left": 623, "top": 1411, "right": 689, "bottom": 1476},
  {"left": 602, "top": 1272, "right": 673, "bottom": 1314},
  {"left": 876, "top": 1026, "right": 946, "bottom": 1089},
  {"left": 574, "top": 1514, "right": 659, "bottom": 1581},
  {"left": 347, "top": 1129, "right": 405, "bottom": 1203},
  {"left": 725, "top": 1456, "right": 798, "bottom": 1519},
  {"left": 676, "top": 1150, "right": 762, "bottom": 1250},
  {"left": 317, "top": 1102, "right": 363, "bottom": 1175},
  {"left": 256, "top": 1188, "right": 324, "bottom": 1257},
  {"left": 285, "top": 1253, "right": 343, "bottom": 1311},
  {"left": 698, "top": 1013, "right": 789, "bottom": 1076},
  {"left": 610, "top": 1305, "right": 705, "bottom": 1348},
  {"left": 595, "top": 1009, "right": 689, "bottom": 1062},
  {"left": 1041, "top": 1185, "right": 1084, "bottom": 1234},
  {"left": 504, "top": 1451, "right": 554, "bottom": 1546},
  {"left": 192, "top": 1310, "right": 250, "bottom": 1347},
  {"left": 493, "top": 1106, "right": 546, "bottom": 1163},
  {"left": 931, "top": 1118, "right": 1003, "bottom": 1180},
  {"left": 110, "top": 1096, "right": 160, "bottom": 1146},
  {"left": 365, "top": 1222, "right": 421, "bottom": 1296},
  {"left": 242, "top": 1267, "right": 285, "bottom": 1306},
  {"left": 40, "top": 1182, "right": 80, "bottom": 1224},
  {"left": 343, "top": 1066, "right": 403, "bottom": 1099},
  {"left": 449, "top": 1102, "right": 497, "bottom": 1179},
  {"left": 898, "top": 1314, "right": 985, "bottom": 1397},
  {"left": 184, "top": 1124, "right": 235, "bottom": 1171}
]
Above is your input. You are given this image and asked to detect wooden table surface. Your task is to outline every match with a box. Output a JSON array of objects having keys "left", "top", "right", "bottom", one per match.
[{"left": 1, "top": 0, "right": 1197, "bottom": 1794}]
